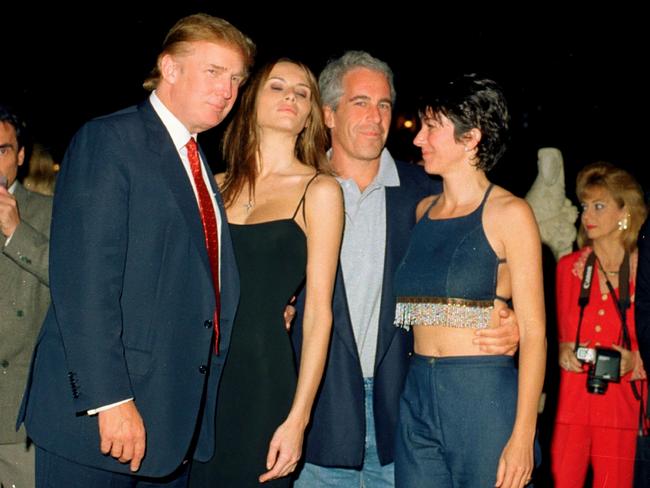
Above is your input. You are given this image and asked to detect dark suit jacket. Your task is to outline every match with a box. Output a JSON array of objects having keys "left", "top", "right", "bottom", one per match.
[
  {"left": 636, "top": 218, "right": 650, "bottom": 413},
  {"left": 293, "top": 160, "right": 440, "bottom": 467},
  {"left": 0, "top": 183, "right": 52, "bottom": 444},
  {"left": 17, "top": 100, "right": 239, "bottom": 477}
]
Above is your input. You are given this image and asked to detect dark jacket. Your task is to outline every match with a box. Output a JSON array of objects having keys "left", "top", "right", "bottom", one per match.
[
  {"left": 293, "top": 160, "right": 440, "bottom": 467},
  {"left": 17, "top": 100, "right": 240, "bottom": 477}
]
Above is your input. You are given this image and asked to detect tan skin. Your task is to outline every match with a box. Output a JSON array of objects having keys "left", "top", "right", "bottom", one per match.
[
  {"left": 96, "top": 40, "right": 247, "bottom": 473},
  {"left": 219, "top": 62, "right": 344, "bottom": 483},
  {"left": 413, "top": 113, "right": 546, "bottom": 488},
  {"left": 558, "top": 187, "right": 646, "bottom": 380},
  {"left": 0, "top": 121, "right": 25, "bottom": 238},
  {"left": 323, "top": 67, "right": 521, "bottom": 353}
]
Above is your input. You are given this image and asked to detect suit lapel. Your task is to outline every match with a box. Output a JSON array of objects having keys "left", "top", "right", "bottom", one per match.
[
  {"left": 374, "top": 185, "right": 401, "bottom": 370},
  {"left": 139, "top": 101, "right": 213, "bottom": 283},
  {"left": 333, "top": 266, "right": 363, "bottom": 360}
]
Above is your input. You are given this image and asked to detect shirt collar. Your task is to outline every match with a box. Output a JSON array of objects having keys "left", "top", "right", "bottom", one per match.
[
  {"left": 8, "top": 180, "right": 17, "bottom": 194},
  {"left": 331, "top": 147, "right": 400, "bottom": 189},
  {"left": 149, "top": 91, "right": 196, "bottom": 150},
  {"left": 376, "top": 148, "right": 400, "bottom": 187}
]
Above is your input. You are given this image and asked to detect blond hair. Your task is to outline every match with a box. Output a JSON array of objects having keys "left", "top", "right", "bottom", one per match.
[
  {"left": 143, "top": 13, "right": 255, "bottom": 91},
  {"left": 576, "top": 161, "right": 647, "bottom": 251}
]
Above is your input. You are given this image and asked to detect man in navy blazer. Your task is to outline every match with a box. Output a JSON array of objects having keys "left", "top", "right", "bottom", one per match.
[
  {"left": 17, "top": 14, "right": 254, "bottom": 486},
  {"left": 293, "top": 51, "right": 520, "bottom": 487}
]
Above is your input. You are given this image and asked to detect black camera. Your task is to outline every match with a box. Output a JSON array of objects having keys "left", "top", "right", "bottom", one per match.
[{"left": 576, "top": 347, "right": 621, "bottom": 394}]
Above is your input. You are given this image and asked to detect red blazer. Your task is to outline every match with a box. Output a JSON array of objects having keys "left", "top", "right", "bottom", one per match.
[{"left": 555, "top": 247, "right": 644, "bottom": 429}]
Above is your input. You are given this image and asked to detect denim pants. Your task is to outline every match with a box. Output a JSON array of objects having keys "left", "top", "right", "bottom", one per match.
[
  {"left": 295, "top": 378, "right": 395, "bottom": 487},
  {"left": 395, "top": 354, "right": 519, "bottom": 487}
]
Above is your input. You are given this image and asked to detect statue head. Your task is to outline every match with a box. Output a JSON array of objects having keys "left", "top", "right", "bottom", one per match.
[
  {"left": 526, "top": 146, "right": 578, "bottom": 260},
  {"left": 537, "top": 147, "right": 564, "bottom": 187}
]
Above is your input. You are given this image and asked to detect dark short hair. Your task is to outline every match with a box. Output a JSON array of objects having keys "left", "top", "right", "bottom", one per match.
[
  {"left": 417, "top": 75, "right": 509, "bottom": 171},
  {"left": 0, "top": 103, "right": 27, "bottom": 150}
]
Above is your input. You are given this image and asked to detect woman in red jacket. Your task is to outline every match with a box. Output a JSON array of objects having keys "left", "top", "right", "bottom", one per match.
[{"left": 551, "top": 162, "right": 647, "bottom": 487}]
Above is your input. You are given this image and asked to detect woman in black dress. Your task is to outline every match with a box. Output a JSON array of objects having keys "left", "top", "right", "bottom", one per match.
[{"left": 189, "top": 59, "right": 343, "bottom": 487}]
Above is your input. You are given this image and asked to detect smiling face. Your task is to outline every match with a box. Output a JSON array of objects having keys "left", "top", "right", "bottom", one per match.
[
  {"left": 256, "top": 61, "right": 313, "bottom": 136},
  {"left": 324, "top": 68, "right": 392, "bottom": 164},
  {"left": 161, "top": 40, "right": 246, "bottom": 133},
  {"left": 413, "top": 111, "right": 467, "bottom": 176},
  {"left": 0, "top": 121, "right": 25, "bottom": 187},
  {"left": 580, "top": 185, "right": 627, "bottom": 244}
]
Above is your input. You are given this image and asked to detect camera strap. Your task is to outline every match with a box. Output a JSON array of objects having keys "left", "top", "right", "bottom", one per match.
[
  {"left": 600, "top": 252, "right": 646, "bottom": 421},
  {"left": 574, "top": 251, "right": 597, "bottom": 352},
  {"left": 573, "top": 249, "right": 645, "bottom": 432},
  {"left": 596, "top": 251, "right": 631, "bottom": 348},
  {"left": 574, "top": 250, "right": 631, "bottom": 350}
]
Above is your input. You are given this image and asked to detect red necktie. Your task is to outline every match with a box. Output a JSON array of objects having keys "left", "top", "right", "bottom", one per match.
[{"left": 186, "top": 137, "right": 221, "bottom": 354}]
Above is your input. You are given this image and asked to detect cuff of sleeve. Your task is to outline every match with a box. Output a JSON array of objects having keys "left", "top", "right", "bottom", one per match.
[
  {"left": 87, "top": 398, "right": 134, "bottom": 416},
  {"left": 3, "top": 232, "right": 15, "bottom": 247}
]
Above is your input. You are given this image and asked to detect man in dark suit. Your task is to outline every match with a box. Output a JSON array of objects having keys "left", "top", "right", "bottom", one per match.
[
  {"left": 293, "top": 51, "right": 520, "bottom": 487},
  {"left": 17, "top": 14, "right": 254, "bottom": 487},
  {"left": 0, "top": 104, "right": 52, "bottom": 488}
]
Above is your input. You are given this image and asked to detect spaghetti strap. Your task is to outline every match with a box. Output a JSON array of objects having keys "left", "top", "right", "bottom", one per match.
[
  {"left": 424, "top": 194, "right": 442, "bottom": 214},
  {"left": 291, "top": 172, "right": 320, "bottom": 221},
  {"left": 480, "top": 183, "right": 495, "bottom": 206}
]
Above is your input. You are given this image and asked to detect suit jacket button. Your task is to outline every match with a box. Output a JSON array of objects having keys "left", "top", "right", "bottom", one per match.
[
  {"left": 198, "top": 365, "right": 208, "bottom": 374},
  {"left": 204, "top": 319, "right": 213, "bottom": 329},
  {"left": 1, "top": 359, "right": 9, "bottom": 368}
]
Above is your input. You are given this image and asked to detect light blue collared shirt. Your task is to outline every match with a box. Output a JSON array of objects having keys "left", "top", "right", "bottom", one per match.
[{"left": 337, "top": 148, "right": 400, "bottom": 377}]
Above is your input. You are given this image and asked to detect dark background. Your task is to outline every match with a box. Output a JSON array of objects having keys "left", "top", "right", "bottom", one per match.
[
  {"left": 2, "top": 6, "right": 644, "bottom": 483},
  {"left": 2, "top": 4, "right": 647, "bottom": 199}
]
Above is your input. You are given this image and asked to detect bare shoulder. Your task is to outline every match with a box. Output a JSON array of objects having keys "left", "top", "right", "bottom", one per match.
[
  {"left": 305, "top": 173, "right": 343, "bottom": 203},
  {"left": 303, "top": 174, "right": 344, "bottom": 233},
  {"left": 416, "top": 194, "right": 438, "bottom": 221},
  {"left": 485, "top": 185, "right": 536, "bottom": 223},
  {"left": 484, "top": 185, "right": 539, "bottom": 249},
  {"left": 214, "top": 172, "right": 226, "bottom": 188}
]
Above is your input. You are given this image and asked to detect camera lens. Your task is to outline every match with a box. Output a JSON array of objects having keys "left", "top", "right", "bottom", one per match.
[{"left": 587, "top": 376, "right": 608, "bottom": 395}]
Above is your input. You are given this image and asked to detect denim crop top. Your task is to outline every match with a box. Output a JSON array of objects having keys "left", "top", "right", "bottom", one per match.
[{"left": 393, "top": 184, "right": 508, "bottom": 330}]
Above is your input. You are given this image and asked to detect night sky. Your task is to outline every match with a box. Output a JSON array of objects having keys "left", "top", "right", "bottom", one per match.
[{"left": 3, "top": 5, "right": 646, "bottom": 199}]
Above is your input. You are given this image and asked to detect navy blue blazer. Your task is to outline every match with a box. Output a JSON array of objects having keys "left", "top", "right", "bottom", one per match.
[
  {"left": 293, "top": 160, "right": 440, "bottom": 467},
  {"left": 17, "top": 100, "right": 239, "bottom": 477}
]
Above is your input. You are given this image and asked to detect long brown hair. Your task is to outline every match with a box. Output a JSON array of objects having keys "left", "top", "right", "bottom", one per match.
[
  {"left": 576, "top": 161, "right": 647, "bottom": 252},
  {"left": 220, "top": 58, "right": 329, "bottom": 207}
]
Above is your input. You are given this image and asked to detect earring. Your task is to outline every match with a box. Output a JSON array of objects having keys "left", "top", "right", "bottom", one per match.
[
  {"left": 464, "top": 147, "right": 469, "bottom": 152},
  {"left": 618, "top": 216, "right": 629, "bottom": 231}
]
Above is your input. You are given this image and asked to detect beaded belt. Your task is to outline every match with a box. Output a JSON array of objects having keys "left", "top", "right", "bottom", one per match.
[{"left": 394, "top": 296, "right": 493, "bottom": 330}]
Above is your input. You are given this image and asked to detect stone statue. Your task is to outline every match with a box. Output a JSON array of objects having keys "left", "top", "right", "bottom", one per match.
[{"left": 525, "top": 147, "right": 578, "bottom": 261}]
